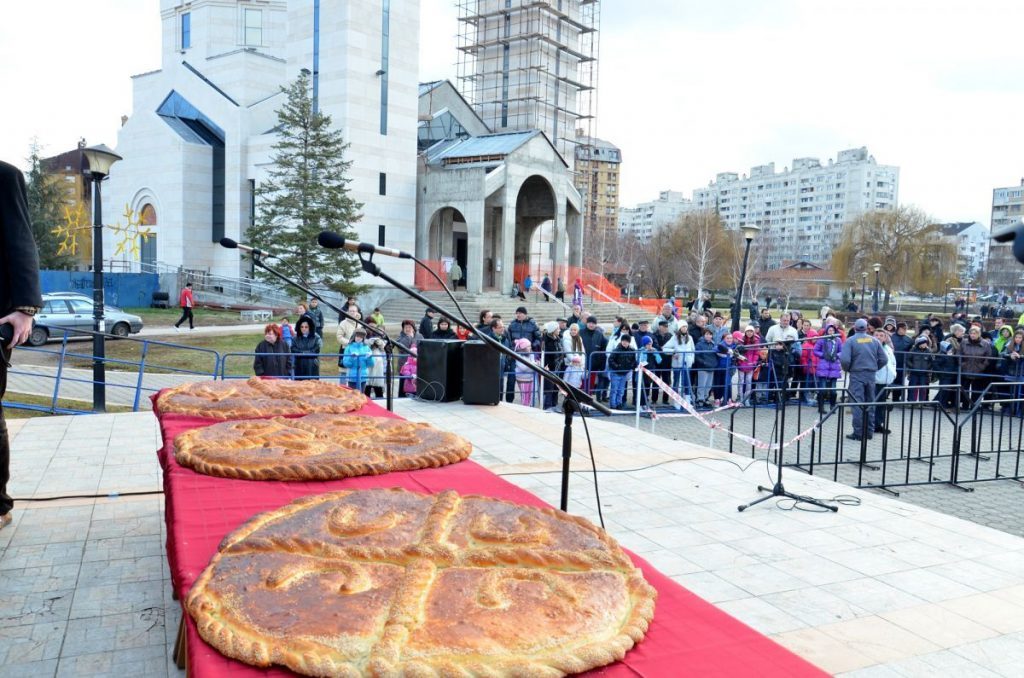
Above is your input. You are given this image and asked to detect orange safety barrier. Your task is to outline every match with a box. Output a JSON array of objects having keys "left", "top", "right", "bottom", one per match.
[{"left": 414, "top": 259, "right": 448, "bottom": 291}]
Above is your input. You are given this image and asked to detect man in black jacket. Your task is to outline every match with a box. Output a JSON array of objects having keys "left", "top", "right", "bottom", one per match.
[
  {"left": 507, "top": 306, "right": 541, "bottom": 350},
  {"left": 579, "top": 316, "right": 608, "bottom": 399},
  {"left": 419, "top": 308, "right": 437, "bottom": 339},
  {"left": 0, "top": 160, "right": 43, "bottom": 530},
  {"left": 890, "top": 322, "right": 913, "bottom": 401},
  {"left": 307, "top": 298, "right": 325, "bottom": 338}
]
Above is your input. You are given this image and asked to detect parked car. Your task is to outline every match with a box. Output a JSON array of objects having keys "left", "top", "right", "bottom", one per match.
[
  {"left": 29, "top": 294, "right": 144, "bottom": 346},
  {"left": 45, "top": 291, "right": 126, "bottom": 312}
]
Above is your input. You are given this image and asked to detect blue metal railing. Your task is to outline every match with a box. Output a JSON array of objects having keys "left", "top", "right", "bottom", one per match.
[{"left": 4, "top": 325, "right": 219, "bottom": 415}]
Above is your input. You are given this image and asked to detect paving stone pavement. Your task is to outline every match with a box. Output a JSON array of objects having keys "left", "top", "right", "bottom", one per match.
[{"left": 603, "top": 398, "right": 1024, "bottom": 538}]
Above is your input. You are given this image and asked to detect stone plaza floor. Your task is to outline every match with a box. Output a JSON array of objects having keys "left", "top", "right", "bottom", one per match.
[
  {"left": 603, "top": 399, "right": 1024, "bottom": 539},
  {"left": 2, "top": 402, "right": 1024, "bottom": 676}
]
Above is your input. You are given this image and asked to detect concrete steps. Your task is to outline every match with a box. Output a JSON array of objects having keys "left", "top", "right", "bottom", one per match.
[{"left": 378, "top": 291, "right": 657, "bottom": 330}]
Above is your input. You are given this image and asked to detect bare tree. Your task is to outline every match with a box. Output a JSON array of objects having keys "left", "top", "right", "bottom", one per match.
[
  {"left": 639, "top": 226, "right": 686, "bottom": 298},
  {"left": 831, "top": 206, "right": 958, "bottom": 309},
  {"left": 678, "top": 210, "right": 730, "bottom": 301}
]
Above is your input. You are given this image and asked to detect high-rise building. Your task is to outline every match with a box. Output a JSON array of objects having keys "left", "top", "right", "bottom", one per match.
[
  {"left": 455, "top": 0, "right": 599, "bottom": 162},
  {"left": 617, "top": 191, "right": 694, "bottom": 243},
  {"left": 937, "top": 222, "right": 990, "bottom": 279},
  {"left": 574, "top": 134, "right": 620, "bottom": 255},
  {"left": 692, "top": 147, "right": 899, "bottom": 269},
  {"left": 987, "top": 180, "right": 1024, "bottom": 291}
]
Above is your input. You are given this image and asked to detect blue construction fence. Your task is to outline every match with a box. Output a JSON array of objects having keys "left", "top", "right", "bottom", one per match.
[{"left": 40, "top": 271, "right": 159, "bottom": 309}]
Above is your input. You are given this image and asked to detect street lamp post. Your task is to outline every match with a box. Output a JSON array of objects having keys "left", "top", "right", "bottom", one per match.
[
  {"left": 965, "top": 278, "right": 973, "bottom": 316},
  {"left": 860, "top": 272, "right": 867, "bottom": 312},
  {"left": 872, "top": 262, "right": 881, "bottom": 314},
  {"left": 943, "top": 279, "right": 951, "bottom": 314},
  {"left": 81, "top": 143, "right": 122, "bottom": 413},
  {"left": 732, "top": 224, "right": 760, "bottom": 332}
]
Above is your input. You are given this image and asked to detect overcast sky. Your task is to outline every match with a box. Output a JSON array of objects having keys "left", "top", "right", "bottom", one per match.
[{"left": 3, "top": 1, "right": 1022, "bottom": 225}]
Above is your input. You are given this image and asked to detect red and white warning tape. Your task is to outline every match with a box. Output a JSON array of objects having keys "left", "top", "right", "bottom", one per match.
[{"left": 638, "top": 366, "right": 822, "bottom": 451}]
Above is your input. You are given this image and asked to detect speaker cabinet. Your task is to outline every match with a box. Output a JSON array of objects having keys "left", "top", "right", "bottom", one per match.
[
  {"left": 416, "top": 339, "right": 464, "bottom": 402},
  {"left": 462, "top": 340, "right": 502, "bottom": 405}
]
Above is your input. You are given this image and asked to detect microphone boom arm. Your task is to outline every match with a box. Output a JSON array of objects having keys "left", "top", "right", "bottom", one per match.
[{"left": 353, "top": 254, "right": 612, "bottom": 417}]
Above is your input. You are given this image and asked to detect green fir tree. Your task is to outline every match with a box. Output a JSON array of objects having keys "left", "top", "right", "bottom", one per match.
[
  {"left": 248, "top": 71, "right": 364, "bottom": 293},
  {"left": 25, "top": 141, "right": 76, "bottom": 270}
]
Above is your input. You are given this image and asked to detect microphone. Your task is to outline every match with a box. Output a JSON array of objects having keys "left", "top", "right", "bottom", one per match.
[
  {"left": 317, "top": 231, "right": 412, "bottom": 259},
  {"left": 219, "top": 237, "right": 272, "bottom": 257}
]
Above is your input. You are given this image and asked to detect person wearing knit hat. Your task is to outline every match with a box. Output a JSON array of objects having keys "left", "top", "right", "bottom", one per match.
[
  {"left": 513, "top": 338, "right": 538, "bottom": 406},
  {"left": 906, "top": 335, "right": 934, "bottom": 401},
  {"left": 883, "top": 316, "right": 897, "bottom": 332},
  {"left": 539, "top": 321, "right": 562, "bottom": 409}
]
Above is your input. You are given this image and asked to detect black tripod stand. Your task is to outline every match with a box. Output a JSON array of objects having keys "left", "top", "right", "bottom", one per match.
[{"left": 738, "top": 348, "right": 837, "bottom": 512}]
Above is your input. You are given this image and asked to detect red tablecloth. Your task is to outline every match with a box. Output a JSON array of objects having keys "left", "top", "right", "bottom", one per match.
[{"left": 154, "top": 395, "right": 825, "bottom": 677}]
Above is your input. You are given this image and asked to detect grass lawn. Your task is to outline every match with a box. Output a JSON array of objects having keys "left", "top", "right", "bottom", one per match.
[
  {"left": 121, "top": 306, "right": 262, "bottom": 328},
  {"left": 3, "top": 392, "right": 135, "bottom": 418},
  {"left": 62, "top": 332, "right": 344, "bottom": 378}
]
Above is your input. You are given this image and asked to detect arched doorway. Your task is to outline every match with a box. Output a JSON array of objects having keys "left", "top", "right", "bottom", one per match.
[
  {"left": 139, "top": 203, "right": 157, "bottom": 269},
  {"left": 513, "top": 176, "right": 563, "bottom": 287},
  {"left": 427, "top": 207, "right": 468, "bottom": 288}
]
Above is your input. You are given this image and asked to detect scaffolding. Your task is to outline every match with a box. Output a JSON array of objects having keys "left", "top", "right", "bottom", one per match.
[{"left": 456, "top": 0, "right": 599, "bottom": 164}]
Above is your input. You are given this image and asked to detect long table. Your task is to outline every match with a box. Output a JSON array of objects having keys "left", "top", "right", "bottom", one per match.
[{"left": 154, "top": 396, "right": 826, "bottom": 677}]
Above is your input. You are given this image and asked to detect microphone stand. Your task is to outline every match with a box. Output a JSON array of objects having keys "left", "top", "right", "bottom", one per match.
[
  {"left": 248, "top": 252, "right": 408, "bottom": 412},
  {"left": 352, "top": 252, "right": 612, "bottom": 512}
]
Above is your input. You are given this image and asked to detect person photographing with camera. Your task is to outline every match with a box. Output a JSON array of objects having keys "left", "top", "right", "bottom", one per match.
[{"left": 0, "top": 159, "right": 44, "bottom": 530}]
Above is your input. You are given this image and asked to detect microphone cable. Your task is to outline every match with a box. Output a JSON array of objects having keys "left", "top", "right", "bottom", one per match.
[{"left": 412, "top": 258, "right": 605, "bottom": 529}]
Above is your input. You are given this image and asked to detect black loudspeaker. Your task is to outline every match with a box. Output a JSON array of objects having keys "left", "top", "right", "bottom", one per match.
[
  {"left": 416, "top": 339, "right": 464, "bottom": 402},
  {"left": 462, "top": 340, "right": 502, "bottom": 405}
]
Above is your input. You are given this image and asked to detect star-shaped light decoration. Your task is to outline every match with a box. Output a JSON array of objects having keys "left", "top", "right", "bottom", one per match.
[
  {"left": 51, "top": 204, "right": 153, "bottom": 259},
  {"left": 53, "top": 203, "right": 90, "bottom": 256}
]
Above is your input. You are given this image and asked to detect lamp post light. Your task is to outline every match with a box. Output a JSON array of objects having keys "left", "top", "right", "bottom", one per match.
[
  {"left": 872, "top": 262, "right": 881, "bottom": 314},
  {"left": 732, "top": 223, "right": 760, "bottom": 332},
  {"left": 81, "top": 143, "right": 122, "bottom": 413},
  {"left": 860, "top": 271, "right": 867, "bottom": 312}
]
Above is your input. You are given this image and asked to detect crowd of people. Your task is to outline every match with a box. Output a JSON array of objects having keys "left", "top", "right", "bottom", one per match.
[{"left": 249, "top": 293, "right": 1024, "bottom": 439}]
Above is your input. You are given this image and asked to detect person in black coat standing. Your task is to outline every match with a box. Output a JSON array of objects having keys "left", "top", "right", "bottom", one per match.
[
  {"left": 254, "top": 324, "right": 292, "bottom": 377},
  {"left": 291, "top": 317, "right": 323, "bottom": 379},
  {"left": 419, "top": 309, "right": 437, "bottom": 339},
  {"left": 0, "top": 160, "right": 44, "bottom": 530},
  {"left": 579, "top": 316, "right": 608, "bottom": 399}
]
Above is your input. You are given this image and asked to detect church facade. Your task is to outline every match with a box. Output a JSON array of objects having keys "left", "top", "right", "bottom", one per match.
[{"left": 104, "top": 0, "right": 419, "bottom": 285}]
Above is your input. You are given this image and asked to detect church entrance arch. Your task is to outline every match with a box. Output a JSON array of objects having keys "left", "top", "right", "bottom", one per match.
[
  {"left": 427, "top": 207, "right": 468, "bottom": 288},
  {"left": 513, "top": 175, "right": 563, "bottom": 289}
]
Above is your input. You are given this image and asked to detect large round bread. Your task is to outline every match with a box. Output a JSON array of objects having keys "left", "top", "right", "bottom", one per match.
[
  {"left": 156, "top": 377, "right": 368, "bottom": 419},
  {"left": 174, "top": 414, "right": 473, "bottom": 480},
  {"left": 186, "top": 488, "right": 657, "bottom": 676}
]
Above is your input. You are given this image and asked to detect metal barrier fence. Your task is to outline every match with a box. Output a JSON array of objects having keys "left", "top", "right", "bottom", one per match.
[
  {"left": 5, "top": 326, "right": 220, "bottom": 414},
  {"left": 718, "top": 380, "right": 1024, "bottom": 493}
]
